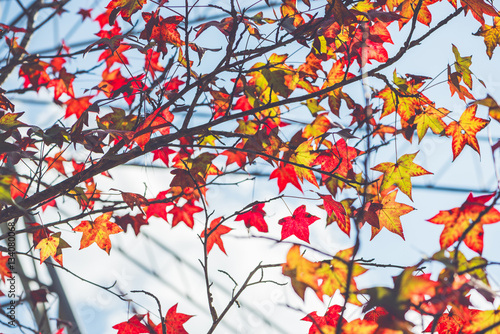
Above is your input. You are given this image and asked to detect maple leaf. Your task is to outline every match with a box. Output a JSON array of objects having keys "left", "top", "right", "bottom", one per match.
[
  {"left": 98, "top": 44, "right": 131, "bottom": 69},
  {"left": 77, "top": 8, "right": 93, "bottom": 21},
  {"left": 282, "top": 245, "right": 320, "bottom": 300},
  {"left": 318, "top": 194, "right": 349, "bottom": 235},
  {"left": 132, "top": 108, "right": 173, "bottom": 150},
  {"left": 452, "top": 45, "right": 473, "bottom": 89},
  {"left": 456, "top": 0, "right": 497, "bottom": 25},
  {"left": 200, "top": 217, "right": 232, "bottom": 254},
  {"left": 414, "top": 105, "right": 450, "bottom": 142},
  {"left": 427, "top": 193, "right": 500, "bottom": 254},
  {"left": 447, "top": 65, "right": 474, "bottom": 101},
  {"left": 140, "top": 12, "right": 183, "bottom": 56},
  {"left": 302, "top": 305, "right": 345, "bottom": 334},
  {"left": 106, "top": 0, "right": 147, "bottom": 23},
  {"left": 115, "top": 214, "right": 148, "bottom": 236},
  {"left": 474, "top": 16, "right": 500, "bottom": 59},
  {"left": 463, "top": 306, "right": 500, "bottom": 334},
  {"left": 145, "top": 49, "right": 165, "bottom": 78},
  {"left": 47, "top": 68, "right": 75, "bottom": 100},
  {"left": 113, "top": 314, "right": 149, "bottom": 333},
  {"left": 372, "top": 152, "right": 432, "bottom": 200},
  {"left": 0, "top": 88, "right": 14, "bottom": 112},
  {"left": 235, "top": 203, "right": 268, "bottom": 232},
  {"left": 270, "top": 162, "right": 302, "bottom": 193},
  {"left": 0, "top": 253, "right": 12, "bottom": 282},
  {"left": 45, "top": 152, "right": 67, "bottom": 176},
  {"left": 169, "top": 201, "right": 203, "bottom": 228},
  {"left": 64, "top": 96, "right": 93, "bottom": 119},
  {"left": 153, "top": 304, "right": 193, "bottom": 334},
  {"left": 444, "top": 105, "right": 489, "bottom": 161},
  {"left": 314, "top": 138, "right": 361, "bottom": 179},
  {"left": 371, "top": 190, "right": 415, "bottom": 240},
  {"left": 221, "top": 142, "right": 247, "bottom": 168},
  {"left": 362, "top": 267, "right": 438, "bottom": 319},
  {"left": 152, "top": 147, "right": 176, "bottom": 166},
  {"left": 19, "top": 60, "right": 50, "bottom": 90},
  {"left": 73, "top": 212, "right": 123, "bottom": 254},
  {"left": 35, "top": 232, "right": 71, "bottom": 266},
  {"left": 472, "top": 94, "right": 500, "bottom": 123},
  {"left": 316, "top": 247, "right": 367, "bottom": 305},
  {"left": 290, "top": 139, "right": 319, "bottom": 188},
  {"left": 279, "top": 205, "right": 319, "bottom": 243},
  {"left": 398, "top": 0, "right": 439, "bottom": 29},
  {"left": 10, "top": 178, "right": 28, "bottom": 200},
  {"left": 145, "top": 190, "right": 172, "bottom": 222}
]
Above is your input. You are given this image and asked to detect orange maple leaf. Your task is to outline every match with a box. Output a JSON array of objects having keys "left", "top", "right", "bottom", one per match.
[
  {"left": 474, "top": 16, "right": 500, "bottom": 59},
  {"left": 282, "top": 245, "right": 320, "bottom": 300},
  {"left": 371, "top": 190, "right": 414, "bottom": 240},
  {"left": 318, "top": 194, "right": 349, "bottom": 234},
  {"left": 140, "top": 12, "right": 183, "bottom": 56},
  {"left": 398, "top": 0, "right": 439, "bottom": 29},
  {"left": 169, "top": 201, "right": 203, "bottom": 228},
  {"left": 45, "top": 152, "right": 67, "bottom": 176},
  {"left": 372, "top": 152, "right": 432, "bottom": 201},
  {"left": 235, "top": 203, "right": 268, "bottom": 232},
  {"left": 64, "top": 96, "right": 93, "bottom": 119},
  {"left": 47, "top": 68, "right": 75, "bottom": 100},
  {"left": 270, "top": 162, "right": 302, "bottom": 193},
  {"left": 0, "top": 253, "right": 12, "bottom": 282},
  {"left": 444, "top": 105, "right": 489, "bottom": 161},
  {"left": 35, "top": 232, "right": 71, "bottom": 266},
  {"left": 200, "top": 217, "right": 231, "bottom": 255},
  {"left": 73, "top": 212, "right": 123, "bottom": 254},
  {"left": 427, "top": 193, "right": 500, "bottom": 254}
]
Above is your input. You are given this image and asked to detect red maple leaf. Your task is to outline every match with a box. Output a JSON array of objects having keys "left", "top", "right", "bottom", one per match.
[
  {"left": 64, "top": 96, "right": 93, "bottom": 119},
  {"left": 77, "top": 8, "right": 93, "bottom": 21},
  {"left": 0, "top": 253, "right": 12, "bottom": 283},
  {"left": 318, "top": 194, "right": 349, "bottom": 235},
  {"left": 200, "top": 217, "right": 232, "bottom": 254},
  {"left": 235, "top": 203, "right": 268, "bottom": 232},
  {"left": 47, "top": 68, "right": 75, "bottom": 100},
  {"left": 140, "top": 11, "right": 183, "bottom": 56},
  {"left": 106, "top": 0, "right": 147, "bottom": 23},
  {"left": 154, "top": 304, "right": 193, "bottom": 334},
  {"left": 152, "top": 147, "right": 176, "bottom": 166},
  {"left": 19, "top": 60, "right": 50, "bottom": 91},
  {"left": 98, "top": 44, "right": 131, "bottom": 68},
  {"left": 145, "top": 49, "right": 165, "bottom": 78},
  {"left": 10, "top": 178, "right": 28, "bottom": 200},
  {"left": 314, "top": 138, "right": 361, "bottom": 179},
  {"left": 169, "top": 201, "right": 203, "bottom": 228},
  {"left": 113, "top": 314, "right": 149, "bottom": 334},
  {"left": 279, "top": 205, "right": 320, "bottom": 243},
  {"left": 269, "top": 162, "right": 302, "bottom": 193},
  {"left": 115, "top": 214, "right": 148, "bottom": 236},
  {"left": 302, "top": 305, "right": 345, "bottom": 334},
  {"left": 428, "top": 193, "right": 500, "bottom": 254},
  {"left": 145, "top": 190, "right": 172, "bottom": 223},
  {"left": 132, "top": 108, "right": 174, "bottom": 150}
]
